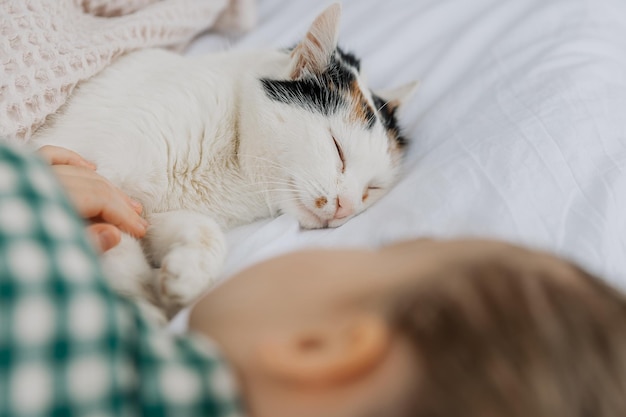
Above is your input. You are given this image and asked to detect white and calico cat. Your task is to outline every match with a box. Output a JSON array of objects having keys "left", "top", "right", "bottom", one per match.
[{"left": 32, "top": 4, "right": 417, "bottom": 322}]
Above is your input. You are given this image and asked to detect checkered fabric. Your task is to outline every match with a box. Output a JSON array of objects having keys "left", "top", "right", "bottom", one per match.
[{"left": 0, "top": 143, "right": 244, "bottom": 417}]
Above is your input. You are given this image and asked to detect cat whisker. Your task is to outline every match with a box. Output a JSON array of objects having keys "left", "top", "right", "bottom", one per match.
[
  {"left": 272, "top": 197, "right": 307, "bottom": 205},
  {"left": 238, "top": 155, "right": 329, "bottom": 199},
  {"left": 237, "top": 154, "right": 286, "bottom": 170},
  {"left": 240, "top": 166, "right": 310, "bottom": 191},
  {"left": 376, "top": 98, "right": 392, "bottom": 114},
  {"left": 238, "top": 154, "right": 323, "bottom": 192},
  {"left": 243, "top": 181, "right": 294, "bottom": 188},
  {"left": 237, "top": 189, "right": 296, "bottom": 199},
  {"left": 363, "top": 98, "right": 392, "bottom": 128},
  {"left": 284, "top": 165, "right": 326, "bottom": 195},
  {"left": 299, "top": 178, "right": 326, "bottom": 198}
]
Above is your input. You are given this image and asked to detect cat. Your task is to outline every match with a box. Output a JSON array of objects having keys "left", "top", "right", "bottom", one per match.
[{"left": 31, "top": 3, "right": 417, "bottom": 323}]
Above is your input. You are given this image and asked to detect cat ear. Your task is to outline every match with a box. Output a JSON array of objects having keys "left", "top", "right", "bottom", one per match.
[
  {"left": 289, "top": 3, "right": 341, "bottom": 79},
  {"left": 374, "top": 80, "right": 419, "bottom": 110}
]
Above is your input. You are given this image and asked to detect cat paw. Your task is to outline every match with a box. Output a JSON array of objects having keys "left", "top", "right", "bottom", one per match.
[{"left": 157, "top": 245, "right": 223, "bottom": 313}]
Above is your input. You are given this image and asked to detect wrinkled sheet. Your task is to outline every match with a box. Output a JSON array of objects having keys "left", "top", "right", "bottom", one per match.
[{"left": 185, "top": 0, "right": 626, "bottom": 290}]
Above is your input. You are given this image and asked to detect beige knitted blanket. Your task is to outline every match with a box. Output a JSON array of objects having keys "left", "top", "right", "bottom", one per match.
[{"left": 0, "top": 0, "right": 256, "bottom": 142}]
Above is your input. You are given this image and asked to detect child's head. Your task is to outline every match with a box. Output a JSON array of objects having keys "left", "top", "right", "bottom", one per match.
[{"left": 190, "top": 239, "right": 626, "bottom": 417}]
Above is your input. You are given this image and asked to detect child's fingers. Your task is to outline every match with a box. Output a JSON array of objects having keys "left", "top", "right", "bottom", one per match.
[
  {"left": 120, "top": 193, "right": 144, "bottom": 215},
  {"left": 87, "top": 223, "right": 122, "bottom": 253},
  {"left": 52, "top": 165, "right": 148, "bottom": 238},
  {"left": 90, "top": 191, "right": 149, "bottom": 239},
  {"left": 37, "top": 145, "right": 96, "bottom": 169}
]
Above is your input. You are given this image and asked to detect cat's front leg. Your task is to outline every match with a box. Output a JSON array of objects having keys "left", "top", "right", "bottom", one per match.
[
  {"left": 101, "top": 234, "right": 167, "bottom": 325},
  {"left": 143, "top": 210, "right": 227, "bottom": 316}
]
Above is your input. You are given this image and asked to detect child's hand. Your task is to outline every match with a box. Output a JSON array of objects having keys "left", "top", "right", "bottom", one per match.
[
  {"left": 38, "top": 145, "right": 148, "bottom": 252},
  {"left": 37, "top": 144, "right": 97, "bottom": 169}
]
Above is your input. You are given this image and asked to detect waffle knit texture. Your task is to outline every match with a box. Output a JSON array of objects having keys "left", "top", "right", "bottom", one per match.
[{"left": 0, "top": 0, "right": 256, "bottom": 142}]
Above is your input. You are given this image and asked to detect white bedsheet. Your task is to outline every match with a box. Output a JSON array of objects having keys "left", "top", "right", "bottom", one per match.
[{"left": 186, "top": 0, "right": 626, "bottom": 289}]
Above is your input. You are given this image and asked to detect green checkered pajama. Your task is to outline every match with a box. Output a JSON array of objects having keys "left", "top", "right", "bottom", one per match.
[{"left": 0, "top": 143, "right": 244, "bottom": 417}]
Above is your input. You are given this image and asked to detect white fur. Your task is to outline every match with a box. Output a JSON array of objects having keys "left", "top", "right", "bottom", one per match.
[{"left": 31, "top": 4, "right": 409, "bottom": 321}]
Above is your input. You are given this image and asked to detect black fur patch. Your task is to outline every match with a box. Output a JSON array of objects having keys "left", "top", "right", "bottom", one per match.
[
  {"left": 336, "top": 47, "right": 361, "bottom": 72},
  {"left": 261, "top": 49, "right": 358, "bottom": 117},
  {"left": 260, "top": 47, "right": 390, "bottom": 134},
  {"left": 372, "top": 94, "right": 407, "bottom": 148},
  {"left": 261, "top": 76, "right": 346, "bottom": 116},
  {"left": 359, "top": 99, "right": 377, "bottom": 130}
]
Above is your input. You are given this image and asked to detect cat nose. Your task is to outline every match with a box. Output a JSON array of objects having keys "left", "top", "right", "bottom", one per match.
[{"left": 334, "top": 195, "right": 354, "bottom": 219}]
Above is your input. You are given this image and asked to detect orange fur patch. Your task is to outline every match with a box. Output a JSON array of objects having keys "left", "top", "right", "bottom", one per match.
[
  {"left": 315, "top": 196, "right": 328, "bottom": 208},
  {"left": 348, "top": 80, "right": 374, "bottom": 126}
]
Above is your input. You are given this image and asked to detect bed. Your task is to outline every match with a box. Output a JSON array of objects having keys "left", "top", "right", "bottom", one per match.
[{"left": 173, "top": 0, "right": 626, "bottom": 329}]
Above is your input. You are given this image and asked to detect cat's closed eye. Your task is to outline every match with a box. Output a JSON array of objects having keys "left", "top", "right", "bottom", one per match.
[
  {"left": 331, "top": 134, "right": 345, "bottom": 173},
  {"left": 363, "top": 185, "right": 383, "bottom": 202}
]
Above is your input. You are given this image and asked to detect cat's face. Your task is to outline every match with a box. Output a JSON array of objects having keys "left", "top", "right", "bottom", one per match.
[{"left": 255, "top": 4, "right": 416, "bottom": 229}]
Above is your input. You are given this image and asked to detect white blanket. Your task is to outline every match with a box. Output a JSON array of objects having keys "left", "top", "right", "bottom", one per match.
[{"left": 186, "top": 0, "right": 626, "bottom": 289}]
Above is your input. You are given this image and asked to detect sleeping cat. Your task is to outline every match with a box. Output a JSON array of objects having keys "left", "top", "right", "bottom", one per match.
[{"left": 32, "top": 3, "right": 417, "bottom": 322}]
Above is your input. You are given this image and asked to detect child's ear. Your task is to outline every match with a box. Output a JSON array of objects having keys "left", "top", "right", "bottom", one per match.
[
  {"left": 255, "top": 313, "right": 390, "bottom": 386},
  {"left": 374, "top": 80, "right": 419, "bottom": 111},
  {"left": 289, "top": 3, "right": 342, "bottom": 79}
]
